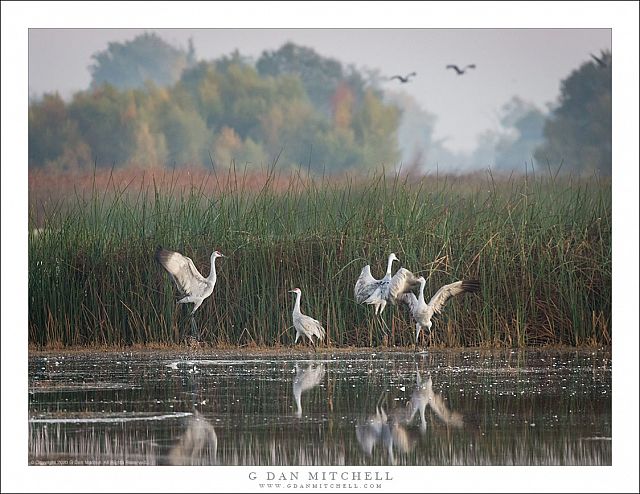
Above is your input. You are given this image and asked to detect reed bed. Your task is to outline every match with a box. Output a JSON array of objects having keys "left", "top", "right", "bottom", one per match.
[{"left": 28, "top": 166, "right": 611, "bottom": 348}]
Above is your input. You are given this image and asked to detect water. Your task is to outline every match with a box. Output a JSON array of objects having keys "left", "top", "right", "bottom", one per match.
[{"left": 28, "top": 348, "right": 611, "bottom": 466}]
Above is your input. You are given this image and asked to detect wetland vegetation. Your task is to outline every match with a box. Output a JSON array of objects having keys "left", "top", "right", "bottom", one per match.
[{"left": 28, "top": 167, "right": 611, "bottom": 348}]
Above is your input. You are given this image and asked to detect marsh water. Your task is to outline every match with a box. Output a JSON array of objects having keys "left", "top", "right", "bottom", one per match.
[{"left": 28, "top": 348, "right": 611, "bottom": 466}]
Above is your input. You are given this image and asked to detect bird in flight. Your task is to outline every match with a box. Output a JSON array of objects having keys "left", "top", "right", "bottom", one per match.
[
  {"left": 156, "top": 246, "right": 225, "bottom": 341},
  {"left": 446, "top": 64, "right": 476, "bottom": 75},
  {"left": 390, "top": 72, "right": 417, "bottom": 83},
  {"left": 590, "top": 51, "right": 609, "bottom": 68}
]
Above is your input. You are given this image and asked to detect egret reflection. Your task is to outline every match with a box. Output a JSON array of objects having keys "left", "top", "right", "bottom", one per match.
[
  {"left": 292, "top": 362, "right": 325, "bottom": 418},
  {"left": 167, "top": 411, "right": 218, "bottom": 465}
]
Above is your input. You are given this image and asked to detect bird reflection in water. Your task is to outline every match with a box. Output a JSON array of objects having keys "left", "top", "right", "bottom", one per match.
[
  {"left": 293, "top": 362, "right": 326, "bottom": 418},
  {"left": 355, "top": 395, "right": 415, "bottom": 465},
  {"left": 356, "top": 370, "right": 463, "bottom": 463},
  {"left": 167, "top": 411, "right": 218, "bottom": 465},
  {"left": 406, "top": 370, "right": 464, "bottom": 433}
]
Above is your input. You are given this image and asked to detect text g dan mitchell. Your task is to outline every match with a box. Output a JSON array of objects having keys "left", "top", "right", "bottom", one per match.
[{"left": 248, "top": 471, "right": 393, "bottom": 481}]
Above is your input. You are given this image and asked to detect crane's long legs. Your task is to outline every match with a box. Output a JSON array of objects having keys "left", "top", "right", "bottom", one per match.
[{"left": 190, "top": 316, "right": 198, "bottom": 339}]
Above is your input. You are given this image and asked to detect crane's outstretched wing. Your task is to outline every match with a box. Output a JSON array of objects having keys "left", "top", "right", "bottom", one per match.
[
  {"left": 156, "top": 247, "right": 208, "bottom": 296},
  {"left": 396, "top": 292, "right": 419, "bottom": 314},
  {"left": 354, "top": 265, "right": 379, "bottom": 303},
  {"left": 427, "top": 279, "right": 480, "bottom": 314},
  {"left": 387, "top": 268, "right": 421, "bottom": 304}
]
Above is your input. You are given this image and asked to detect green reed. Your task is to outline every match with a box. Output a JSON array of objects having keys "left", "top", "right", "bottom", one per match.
[{"left": 28, "top": 167, "right": 611, "bottom": 348}]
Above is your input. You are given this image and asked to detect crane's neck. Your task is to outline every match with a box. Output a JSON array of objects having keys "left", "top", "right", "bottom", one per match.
[
  {"left": 418, "top": 279, "right": 426, "bottom": 305},
  {"left": 208, "top": 255, "right": 218, "bottom": 282},
  {"left": 385, "top": 255, "right": 396, "bottom": 275},
  {"left": 293, "top": 291, "right": 302, "bottom": 314}
]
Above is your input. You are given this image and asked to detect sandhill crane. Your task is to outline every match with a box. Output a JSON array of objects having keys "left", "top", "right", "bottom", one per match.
[
  {"left": 446, "top": 64, "right": 476, "bottom": 75},
  {"left": 397, "top": 277, "right": 480, "bottom": 348},
  {"left": 289, "top": 288, "right": 326, "bottom": 348},
  {"left": 292, "top": 362, "right": 326, "bottom": 418},
  {"left": 355, "top": 254, "right": 421, "bottom": 316},
  {"left": 390, "top": 72, "right": 416, "bottom": 83},
  {"left": 156, "top": 246, "right": 225, "bottom": 339}
]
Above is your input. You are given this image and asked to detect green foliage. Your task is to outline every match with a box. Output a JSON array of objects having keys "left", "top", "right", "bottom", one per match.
[
  {"left": 256, "top": 42, "right": 368, "bottom": 117},
  {"left": 90, "top": 32, "right": 195, "bottom": 90},
  {"left": 535, "top": 50, "right": 611, "bottom": 175},
  {"left": 28, "top": 170, "right": 611, "bottom": 348},
  {"left": 29, "top": 43, "right": 401, "bottom": 172},
  {"left": 28, "top": 93, "right": 91, "bottom": 169}
]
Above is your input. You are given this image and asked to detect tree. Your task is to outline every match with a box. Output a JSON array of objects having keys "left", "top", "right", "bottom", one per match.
[
  {"left": 256, "top": 42, "right": 369, "bottom": 118},
  {"left": 89, "top": 33, "right": 195, "bottom": 90},
  {"left": 493, "top": 97, "right": 546, "bottom": 172},
  {"left": 534, "top": 50, "right": 611, "bottom": 175},
  {"left": 29, "top": 93, "right": 91, "bottom": 169}
]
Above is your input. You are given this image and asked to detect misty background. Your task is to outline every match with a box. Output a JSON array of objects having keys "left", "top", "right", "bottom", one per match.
[{"left": 28, "top": 28, "right": 612, "bottom": 175}]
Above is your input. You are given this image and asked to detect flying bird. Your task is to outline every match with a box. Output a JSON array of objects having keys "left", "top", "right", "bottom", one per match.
[
  {"left": 355, "top": 254, "right": 421, "bottom": 317},
  {"left": 397, "top": 277, "right": 480, "bottom": 348},
  {"left": 446, "top": 64, "right": 476, "bottom": 75},
  {"left": 590, "top": 51, "right": 609, "bottom": 68},
  {"left": 156, "top": 246, "right": 225, "bottom": 339},
  {"left": 389, "top": 72, "right": 417, "bottom": 83},
  {"left": 289, "top": 288, "right": 326, "bottom": 347}
]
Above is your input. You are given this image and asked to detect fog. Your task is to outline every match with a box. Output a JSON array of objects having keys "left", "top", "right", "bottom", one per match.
[{"left": 28, "top": 28, "right": 610, "bottom": 171}]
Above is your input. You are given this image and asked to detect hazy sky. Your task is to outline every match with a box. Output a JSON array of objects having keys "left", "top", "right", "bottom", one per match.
[{"left": 28, "top": 28, "right": 611, "bottom": 153}]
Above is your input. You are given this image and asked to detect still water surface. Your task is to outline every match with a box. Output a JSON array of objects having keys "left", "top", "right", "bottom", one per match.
[{"left": 28, "top": 348, "right": 611, "bottom": 465}]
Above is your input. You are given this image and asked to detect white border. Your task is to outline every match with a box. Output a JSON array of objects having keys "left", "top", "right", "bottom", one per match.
[{"left": 2, "top": 2, "right": 638, "bottom": 493}]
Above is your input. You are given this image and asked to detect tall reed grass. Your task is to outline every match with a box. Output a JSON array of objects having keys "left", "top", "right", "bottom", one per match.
[{"left": 28, "top": 166, "right": 611, "bottom": 348}]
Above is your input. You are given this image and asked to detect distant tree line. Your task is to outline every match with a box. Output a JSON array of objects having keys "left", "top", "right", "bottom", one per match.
[
  {"left": 28, "top": 35, "right": 400, "bottom": 173},
  {"left": 28, "top": 33, "right": 611, "bottom": 176}
]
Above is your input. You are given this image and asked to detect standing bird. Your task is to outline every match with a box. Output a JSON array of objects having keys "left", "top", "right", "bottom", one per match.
[
  {"left": 397, "top": 277, "right": 480, "bottom": 348},
  {"left": 156, "top": 246, "right": 225, "bottom": 340},
  {"left": 289, "top": 288, "right": 326, "bottom": 348},
  {"left": 446, "top": 64, "right": 476, "bottom": 75},
  {"left": 355, "top": 254, "right": 421, "bottom": 316},
  {"left": 390, "top": 72, "right": 417, "bottom": 83}
]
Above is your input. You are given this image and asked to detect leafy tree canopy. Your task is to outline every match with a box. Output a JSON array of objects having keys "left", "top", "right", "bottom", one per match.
[
  {"left": 90, "top": 33, "right": 196, "bottom": 90},
  {"left": 535, "top": 50, "right": 611, "bottom": 176}
]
